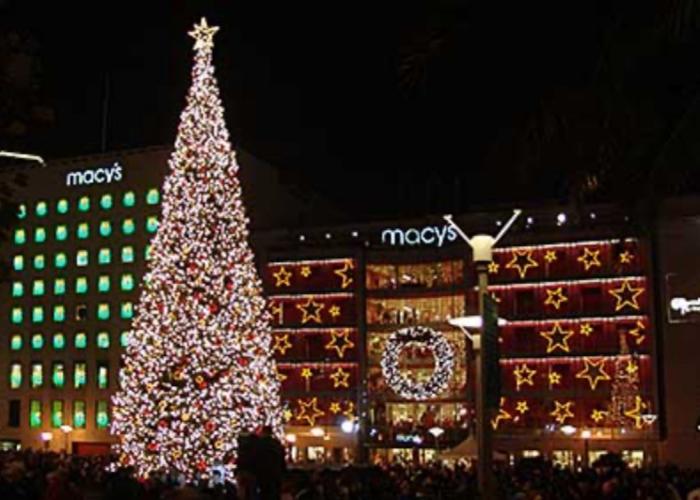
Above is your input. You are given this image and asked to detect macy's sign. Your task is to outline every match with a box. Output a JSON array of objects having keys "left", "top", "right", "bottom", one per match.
[
  {"left": 66, "top": 162, "right": 123, "bottom": 187},
  {"left": 381, "top": 224, "right": 458, "bottom": 247}
]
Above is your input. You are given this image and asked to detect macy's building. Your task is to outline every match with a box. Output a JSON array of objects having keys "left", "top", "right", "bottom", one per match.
[{"left": 0, "top": 147, "right": 697, "bottom": 468}]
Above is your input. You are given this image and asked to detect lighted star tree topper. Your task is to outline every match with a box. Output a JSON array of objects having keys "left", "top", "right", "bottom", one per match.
[{"left": 111, "top": 18, "right": 282, "bottom": 480}]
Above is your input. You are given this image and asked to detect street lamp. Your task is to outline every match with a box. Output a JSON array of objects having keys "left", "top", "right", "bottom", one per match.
[
  {"left": 580, "top": 429, "right": 592, "bottom": 468},
  {"left": 40, "top": 432, "right": 53, "bottom": 452},
  {"left": 0, "top": 151, "right": 45, "bottom": 166},
  {"left": 443, "top": 209, "right": 522, "bottom": 497},
  {"left": 428, "top": 426, "right": 445, "bottom": 453},
  {"left": 60, "top": 425, "right": 73, "bottom": 453}
]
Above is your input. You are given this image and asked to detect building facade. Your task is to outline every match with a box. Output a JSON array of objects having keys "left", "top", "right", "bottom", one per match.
[{"left": 0, "top": 148, "right": 697, "bottom": 467}]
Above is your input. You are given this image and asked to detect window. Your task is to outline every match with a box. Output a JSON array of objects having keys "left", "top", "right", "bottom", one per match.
[
  {"left": 75, "top": 305, "right": 88, "bottom": 321},
  {"left": 52, "top": 363, "right": 65, "bottom": 388},
  {"left": 100, "top": 194, "right": 113, "bottom": 210},
  {"left": 120, "top": 302, "right": 134, "bottom": 320},
  {"left": 75, "top": 276, "right": 88, "bottom": 294},
  {"left": 97, "top": 303, "right": 110, "bottom": 321},
  {"left": 29, "top": 400, "right": 42, "bottom": 428},
  {"left": 12, "top": 255, "right": 24, "bottom": 271},
  {"left": 54, "top": 278, "right": 66, "bottom": 296},
  {"left": 11, "top": 307, "right": 23, "bottom": 324},
  {"left": 123, "top": 191, "right": 135, "bottom": 207},
  {"left": 74, "top": 362, "right": 87, "bottom": 388},
  {"left": 121, "top": 246, "right": 134, "bottom": 263},
  {"left": 97, "top": 332, "right": 110, "bottom": 349},
  {"left": 146, "top": 188, "right": 160, "bottom": 205},
  {"left": 77, "top": 222, "right": 89, "bottom": 239},
  {"left": 97, "top": 363, "right": 108, "bottom": 389},
  {"left": 12, "top": 281, "right": 23, "bottom": 297},
  {"left": 145, "top": 244, "right": 152, "bottom": 261},
  {"left": 31, "top": 334, "right": 43, "bottom": 350},
  {"left": 53, "top": 305, "right": 65, "bottom": 323},
  {"left": 99, "top": 220, "right": 112, "bottom": 237},
  {"left": 74, "top": 332, "right": 87, "bottom": 349},
  {"left": 56, "top": 198, "right": 69, "bottom": 214},
  {"left": 146, "top": 216, "right": 158, "bottom": 233},
  {"left": 96, "top": 401, "right": 109, "bottom": 428},
  {"left": 53, "top": 333, "right": 65, "bottom": 350},
  {"left": 10, "top": 335, "right": 22, "bottom": 351},
  {"left": 55, "top": 225, "right": 68, "bottom": 241},
  {"left": 98, "top": 275, "right": 111, "bottom": 293},
  {"left": 515, "top": 290, "right": 536, "bottom": 316},
  {"left": 31, "top": 363, "right": 43, "bottom": 388},
  {"left": 51, "top": 400, "right": 64, "bottom": 428},
  {"left": 32, "top": 280, "right": 44, "bottom": 297},
  {"left": 94, "top": 249, "right": 110, "bottom": 266},
  {"left": 78, "top": 196, "right": 90, "bottom": 212},
  {"left": 582, "top": 286, "right": 603, "bottom": 313},
  {"left": 14, "top": 228, "right": 25, "bottom": 245},
  {"left": 55, "top": 252, "right": 67, "bottom": 269},
  {"left": 33, "top": 254, "right": 45, "bottom": 270},
  {"left": 34, "top": 227, "right": 46, "bottom": 243},
  {"left": 17, "top": 204, "right": 26, "bottom": 219},
  {"left": 122, "top": 218, "right": 135, "bottom": 235},
  {"left": 32, "top": 306, "right": 44, "bottom": 324},
  {"left": 35, "top": 201, "right": 48, "bottom": 217},
  {"left": 121, "top": 273, "right": 134, "bottom": 291},
  {"left": 8, "top": 400, "right": 20, "bottom": 428},
  {"left": 120, "top": 331, "right": 130, "bottom": 348},
  {"left": 76, "top": 250, "right": 88, "bottom": 267},
  {"left": 73, "top": 400, "right": 86, "bottom": 428},
  {"left": 9, "top": 363, "right": 22, "bottom": 389}
]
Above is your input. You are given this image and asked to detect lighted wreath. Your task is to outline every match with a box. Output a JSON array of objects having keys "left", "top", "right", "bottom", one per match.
[{"left": 381, "top": 326, "right": 455, "bottom": 400}]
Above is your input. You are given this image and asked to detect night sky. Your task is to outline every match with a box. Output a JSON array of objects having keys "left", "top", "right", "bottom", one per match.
[{"left": 2, "top": 1, "right": 699, "bottom": 221}]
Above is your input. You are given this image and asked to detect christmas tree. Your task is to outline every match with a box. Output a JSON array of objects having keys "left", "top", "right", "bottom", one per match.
[
  {"left": 112, "top": 18, "right": 282, "bottom": 480},
  {"left": 606, "top": 332, "right": 640, "bottom": 428}
]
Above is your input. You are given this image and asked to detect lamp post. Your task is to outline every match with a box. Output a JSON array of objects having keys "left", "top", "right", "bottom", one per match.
[
  {"left": 0, "top": 151, "right": 45, "bottom": 166},
  {"left": 444, "top": 209, "right": 521, "bottom": 497},
  {"left": 428, "top": 426, "right": 445, "bottom": 454},
  {"left": 580, "top": 430, "right": 591, "bottom": 468},
  {"left": 40, "top": 432, "right": 53, "bottom": 452},
  {"left": 60, "top": 425, "right": 73, "bottom": 454}
]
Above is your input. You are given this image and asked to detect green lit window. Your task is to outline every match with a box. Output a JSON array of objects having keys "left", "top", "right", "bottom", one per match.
[
  {"left": 96, "top": 401, "right": 109, "bottom": 428},
  {"left": 56, "top": 198, "right": 69, "bottom": 214},
  {"left": 51, "top": 400, "right": 63, "bottom": 428},
  {"left": 122, "top": 218, "right": 135, "bottom": 235},
  {"left": 10, "top": 363, "right": 22, "bottom": 389},
  {"left": 98, "top": 248, "right": 111, "bottom": 264},
  {"left": 12, "top": 255, "right": 24, "bottom": 271},
  {"left": 120, "top": 274, "right": 134, "bottom": 291},
  {"left": 97, "top": 364, "right": 108, "bottom": 389},
  {"left": 34, "top": 227, "right": 46, "bottom": 243},
  {"left": 146, "top": 216, "right": 158, "bottom": 233},
  {"left": 14, "top": 228, "right": 26, "bottom": 245},
  {"left": 12, "top": 281, "right": 23, "bottom": 297},
  {"left": 120, "top": 302, "right": 134, "bottom": 320},
  {"left": 54, "top": 278, "right": 66, "bottom": 296},
  {"left": 120, "top": 331, "right": 130, "bottom": 348},
  {"left": 121, "top": 246, "right": 134, "bottom": 263},
  {"left": 32, "top": 280, "right": 44, "bottom": 296},
  {"left": 76, "top": 250, "right": 88, "bottom": 267},
  {"left": 53, "top": 305, "right": 65, "bottom": 323},
  {"left": 52, "top": 363, "right": 65, "bottom": 389},
  {"left": 145, "top": 244, "right": 152, "bottom": 261},
  {"left": 29, "top": 400, "right": 41, "bottom": 428},
  {"left": 10, "top": 335, "right": 22, "bottom": 351},
  {"left": 74, "top": 332, "right": 87, "bottom": 349},
  {"left": 31, "top": 334, "right": 44, "bottom": 350},
  {"left": 75, "top": 276, "right": 88, "bottom": 294},
  {"left": 97, "top": 331, "right": 110, "bottom": 349},
  {"left": 99, "top": 220, "right": 112, "bottom": 237},
  {"left": 53, "top": 333, "right": 65, "bottom": 350},
  {"left": 73, "top": 400, "right": 86, "bottom": 428},
  {"left": 11, "top": 307, "right": 23, "bottom": 324},
  {"left": 97, "top": 303, "right": 110, "bottom": 321},
  {"left": 77, "top": 222, "right": 89, "bottom": 239},
  {"left": 33, "top": 254, "right": 45, "bottom": 270},
  {"left": 35, "top": 201, "right": 48, "bottom": 217},
  {"left": 100, "top": 194, "right": 113, "bottom": 210},
  {"left": 78, "top": 196, "right": 90, "bottom": 212},
  {"left": 31, "top": 363, "right": 43, "bottom": 388},
  {"left": 17, "top": 204, "right": 26, "bottom": 219},
  {"left": 123, "top": 191, "right": 135, "bottom": 207},
  {"left": 146, "top": 188, "right": 160, "bottom": 205},
  {"left": 55, "top": 252, "right": 67, "bottom": 269},
  {"left": 32, "top": 306, "right": 44, "bottom": 324},
  {"left": 98, "top": 275, "right": 111, "bottom": 293},
  {"left": 74, "top": 362, "right": 87, "bottom": 388},
  {"left": 55, "top": 225, "right": 68, "bottom": 241}
]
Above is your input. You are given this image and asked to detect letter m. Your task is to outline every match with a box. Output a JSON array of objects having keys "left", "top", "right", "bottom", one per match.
[
  {"left": 66, "top": 172, "right": 83, "bottom": 187},
  {"left": 381, "top": 228, "right": 404, "bottom": 246}
]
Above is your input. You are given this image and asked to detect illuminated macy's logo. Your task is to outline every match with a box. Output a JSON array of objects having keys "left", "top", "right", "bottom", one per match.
[
  {"left": 381, "top": 224, "right": 458, "bottom": 247},
  {"left": 669, "top": 296, "right": 700, "bottom": 316},
  {"left": 66, "top": 162, "right": 123, "bottom": 187}
]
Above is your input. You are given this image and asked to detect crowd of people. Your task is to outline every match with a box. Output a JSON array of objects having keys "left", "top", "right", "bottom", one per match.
[{"left": 0, "top": 445, "right": 699, "bottom": 499}]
